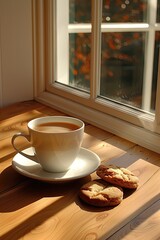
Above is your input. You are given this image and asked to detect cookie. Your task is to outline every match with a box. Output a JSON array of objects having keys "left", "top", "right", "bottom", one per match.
[
  {"left": 96, "top": 165, "right": 139, "bottom": 189},
  {"left": 79, "top": 180, "right": 123, "bottom": 207}
]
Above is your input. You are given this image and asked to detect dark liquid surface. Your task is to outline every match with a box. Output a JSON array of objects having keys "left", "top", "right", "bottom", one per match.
[{"left": 34, "top": 122, "right": 79, "bottom": 133}]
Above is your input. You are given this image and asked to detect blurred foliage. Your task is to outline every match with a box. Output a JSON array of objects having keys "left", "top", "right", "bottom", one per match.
[
  {"left": 157, "top": 0, "right": 160, "bottom": 22},
  {"left": 69, "top": 33, "right": 91, "bottom": 90},
  {"left": 102, "top": 0, "right": 147, "bottom": 23},
  {"left": 100, "top": 32, "right": 145, "bottom": 104},
  {"left": 69, "top": 0, "right": 160, "bottom": 110},
  {"left": 69, "top": 0, "right": 91, "bottom": 23}
]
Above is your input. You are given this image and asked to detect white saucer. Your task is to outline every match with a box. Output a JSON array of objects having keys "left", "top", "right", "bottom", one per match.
[{"left": 12, "top": 147, "right": 100, "bottom": 182}]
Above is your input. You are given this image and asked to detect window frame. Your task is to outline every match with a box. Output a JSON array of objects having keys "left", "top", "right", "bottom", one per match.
[{"left": 33, "top": 0, "right": 160, "bottom": 154}]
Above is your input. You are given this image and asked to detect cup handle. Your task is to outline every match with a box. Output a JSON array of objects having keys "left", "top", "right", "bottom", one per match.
[{"left": 11, "top": 132, "right": 38, "bottom": 163}]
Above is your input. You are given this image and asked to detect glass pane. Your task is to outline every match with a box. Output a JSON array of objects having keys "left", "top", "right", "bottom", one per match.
[
  {"left": 102, "top": 0, "right": 148, "bottom": 23},
  {"left": 69, "top": 33, "right": 91, "bottom": 91},
  {"left": 157, "top": 0, "right": 160, "bottom": 22},
  {"left": 100, "top": 32, "right": 145, "bottom": 109},
  {"left": 151, "top": 32, "right": 160, "bottom": 111},
  {"left": 69, "top": 0, "right": 91, "bottom": 23}
]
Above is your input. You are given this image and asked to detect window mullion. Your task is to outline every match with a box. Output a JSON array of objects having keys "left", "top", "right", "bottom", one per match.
[
  {"left": 101, "top": 23, "right": 149, "bottom": 32},
  {"left": 90, "top": 0, "right": 102, "bottom": 100},
  {"left": 142, "top": 30, "right": 155, "bottom": 111},
  {"left": 142, "top": 0, "right": 157, "bottom": 111},
  {"left": 149, "top": 0, "right": 157, "bottom": 25},
  {"left": 56, "top": 0, "right": 69, "bottom": 85},
  {"left": 68, "top": 24, "right": 92, "bottom": 33}
]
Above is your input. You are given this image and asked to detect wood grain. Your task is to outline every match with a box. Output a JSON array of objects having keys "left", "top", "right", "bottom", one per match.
[{"left": 0, "top": 100, "right": 160, "bottom": 240}]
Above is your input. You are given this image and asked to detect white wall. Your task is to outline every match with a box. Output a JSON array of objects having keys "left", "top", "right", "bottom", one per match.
[{"left": 0, "top": 0, "right": 33, "bottom": 107}]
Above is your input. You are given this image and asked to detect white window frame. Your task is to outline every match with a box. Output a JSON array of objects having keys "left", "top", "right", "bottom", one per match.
[{"left": 33, "top": 0, "right": 160, "bottom": 154}]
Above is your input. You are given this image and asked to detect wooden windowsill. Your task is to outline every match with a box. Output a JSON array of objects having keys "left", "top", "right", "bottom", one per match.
[{"left": 0, "top": 100, "right": 160, "bottom": 239}]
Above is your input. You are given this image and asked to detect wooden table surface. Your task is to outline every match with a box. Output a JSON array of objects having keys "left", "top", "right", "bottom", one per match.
[{"left": 0, "top": 100, "right": 160, "bottom": 240}]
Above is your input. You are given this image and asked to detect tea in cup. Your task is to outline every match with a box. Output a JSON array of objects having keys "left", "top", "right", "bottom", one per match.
[{"left": 12, "top": 116, "right": 84, "bottom": 172}]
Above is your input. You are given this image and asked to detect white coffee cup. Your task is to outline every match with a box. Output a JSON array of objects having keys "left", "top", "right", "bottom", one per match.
[{"left": 12, "top": 116, "right": 84, "bottom": 172}]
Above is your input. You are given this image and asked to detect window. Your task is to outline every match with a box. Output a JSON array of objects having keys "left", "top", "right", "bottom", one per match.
[{"left": 34, "top": 0, "right": 160, "bottom": 154}]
